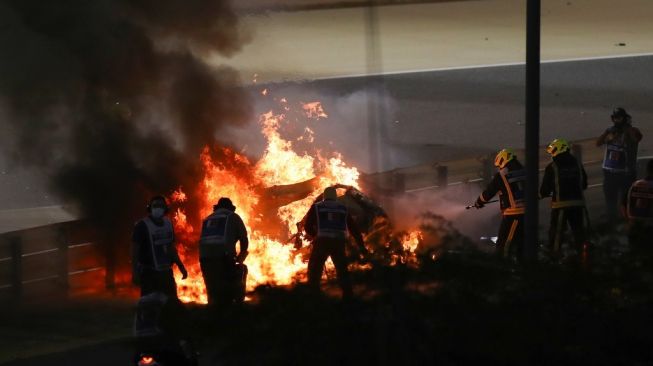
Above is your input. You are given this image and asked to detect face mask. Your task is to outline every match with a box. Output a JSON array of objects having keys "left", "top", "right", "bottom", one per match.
[{"left": 151, "top": 207, "right": 165, "bottom": 218}]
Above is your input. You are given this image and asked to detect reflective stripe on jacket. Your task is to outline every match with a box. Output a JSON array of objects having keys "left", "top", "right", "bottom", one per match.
[
  {"left": 143, "top": 217, "right": 174, "bottom": 271},
  {"left": 315, "top": 201, "right": 348, "bottom": 238},
  {"left": 498, "top": 167, "right": 526, "bottom": 215}
]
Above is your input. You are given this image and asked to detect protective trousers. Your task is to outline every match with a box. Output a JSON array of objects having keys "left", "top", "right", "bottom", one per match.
[
  {"left": 496, "top": 215, "right": 524, "bottom": 260},
  {"left": 549, "top": 207, "right": 589, "bottom": 257},
  {"left": 603, "top": 171, "right": 636, "bottom": 223},
  {"left": 307, "top": 237, "right": 353, "bottom": 299},
  {"left": 200, "top": 256, "right": 237, "bottom": 306},
  {"left": 140, "top": 268, "right": 178, "bottom": 299}
]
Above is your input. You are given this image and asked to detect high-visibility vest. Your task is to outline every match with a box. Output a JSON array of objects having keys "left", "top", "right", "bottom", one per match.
[
  {"left": 603, "top": 134, "right": 628, "bottom": 172},
  {"left": 499, "top": 167, "right": 526, "bottom": 215},
  {"left": 627, "top": 179, "right": 653, "bottom": 224},
  {"left": 143, "top": 217, "right": 174, "bottom": 271},
  {"left": 199, "top": 209, "right": 234, "bottom": 257},
  {"left": 550, "top": 160, "right": 585, "bottom": 209},
  {"left": 315, "top": 201, "right": 348, "bottom": 239}
]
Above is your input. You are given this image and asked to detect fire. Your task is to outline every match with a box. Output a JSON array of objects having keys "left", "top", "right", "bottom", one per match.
[
  {"left": 402, "top": 230, "right": 422, "bottom": 253},
  {"left": 170, "top": 93, "right": 361, "bottom": 303},
  {"left": 302, "top": 101, "right": 328, "bottom": 119}
]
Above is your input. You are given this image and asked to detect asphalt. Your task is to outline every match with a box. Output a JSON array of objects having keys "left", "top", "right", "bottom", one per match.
[{"left": 234, "top": 54, "right": 653, "bottom": 173}]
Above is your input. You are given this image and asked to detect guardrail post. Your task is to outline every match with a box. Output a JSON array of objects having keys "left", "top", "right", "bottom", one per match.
[
  {"left": 57, "top": 226, "right": 69, "bottom": 292},
  {"left": 10, "top": 236, "right": 22, "bottom": 298},
  {"left": 436, "top": 165, "right": 448, "bottom": 189},
  {"left": 571, "top": 143, "right": 583, "bottom": 164}
]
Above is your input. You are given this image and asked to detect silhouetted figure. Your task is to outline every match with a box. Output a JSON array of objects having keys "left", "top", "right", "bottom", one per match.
[
  {"left": 540, "top": 139, "right": 590, "bottom": 261},
  {"left": 303, "top": 187, "right": 368, "bottom": 299},
  {"left": 199, "top": 197, "right": 249, "bottom": 306},
  {"left": 474, "top": 149, "right": 526, "bottom": 261},
  {"left": 132, "top": 196, "right": 188, "bottom": 299},
  {"left": 596, "top": 107, "right": 642, "bottom": 225}
]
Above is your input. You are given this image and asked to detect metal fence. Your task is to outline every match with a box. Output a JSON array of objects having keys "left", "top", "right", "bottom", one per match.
[{"left": 0, "top": 221, "right": 105, "bottom": 301}]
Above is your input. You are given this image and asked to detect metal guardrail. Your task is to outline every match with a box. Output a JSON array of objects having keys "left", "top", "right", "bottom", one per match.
[
  {"left": 370, "top": 138, "right": 652, "bottom": 194},
  {"left": 0, "top": 222, "right": 105, "bottom": 300}
]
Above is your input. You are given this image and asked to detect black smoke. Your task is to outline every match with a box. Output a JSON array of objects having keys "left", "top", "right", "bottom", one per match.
[{"left": 0, "top": 0, "right": 251, "bottom": 282}]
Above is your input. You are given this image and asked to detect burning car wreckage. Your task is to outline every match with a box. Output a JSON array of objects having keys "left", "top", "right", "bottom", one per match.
[
  {"left": 264, "top": 180, "right": 420, "bottom": 266},
  {"left": 163, "top": 99, "right": 469, "bottom": 304}
]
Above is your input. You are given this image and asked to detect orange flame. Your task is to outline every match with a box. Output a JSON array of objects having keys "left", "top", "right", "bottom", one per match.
[
  {"left": 170, "top": 93, "right": 361, "bottom": 303},
  {"left": 402, "top": 230, "right": 423, "bottom": 253},
  {"left": 302, "top": 101, "right": 328, "bottom": 119}
]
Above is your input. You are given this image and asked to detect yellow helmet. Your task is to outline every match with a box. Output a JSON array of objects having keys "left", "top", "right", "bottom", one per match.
[
  {"left": 546, "top": 138, "right": 570, "bottom": 157},
  {"left": 494, "top": 148, "right": 516, "bottom": 169}
]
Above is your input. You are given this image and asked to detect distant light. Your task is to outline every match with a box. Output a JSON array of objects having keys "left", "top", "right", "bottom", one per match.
[{"left": 138, "top": 355, "right": 155, "bottom": 365}]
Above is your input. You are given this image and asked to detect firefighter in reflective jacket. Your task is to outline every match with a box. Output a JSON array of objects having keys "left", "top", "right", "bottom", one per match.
[
  {"left": 624, "top": 159, "right": 653, "bottom": 258},
  {"left": 199, "top": 197, "right": 249, "bottom": 306},
  {"left": 132, "top": 196, "right": 188, "bottom": 298},
  {"left": 474, "top": 149, "right": 526, "bottom": 259},
  {"left": 596, "top": 107, "right": 643, "bottom": 224},
  {"left": 540, "top": 139, "right": 590, "bottom": 260},
  {"left": 303, "top": 187, "right": 368, "bottom": 299}
]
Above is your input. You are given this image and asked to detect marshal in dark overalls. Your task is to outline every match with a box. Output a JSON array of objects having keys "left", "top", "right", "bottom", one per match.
[
  {"left": 132, "top": 196, "right": 188, "bottom": 299},
  {"left": 303, "top": 187, "right": 367, "bottom": 299},
  {"left": 596, "top": 108, "right": 643, "bottom": 224},
  {"left": 199, "top": 197, "right": 249, "bottom": 306}
]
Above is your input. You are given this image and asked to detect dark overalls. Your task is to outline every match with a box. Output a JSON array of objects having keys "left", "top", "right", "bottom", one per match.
[
  {"left": 477, "top": 160, "right": 526, "bottom": 260},
  {"left": 602, "top": 128, "right": 638, "bottom": 223},
  {"left": 306, "top": 200, "right": 354, "bottom": 298},
  {"left": 133, "top": 217, "right": 178, "bottom": 298},
  {"left": 540, "top": 152, "right": 589, "bottom": 259},
  {"left": 199, "top": 209, "right": 248, "bottom": 306}
]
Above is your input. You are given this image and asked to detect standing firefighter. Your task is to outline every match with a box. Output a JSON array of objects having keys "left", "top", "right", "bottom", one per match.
[
  {"left": 540, "top": 139, "right": 590, "bottom": 261},
  {"left": 474, "top": 149, "right": 526, "bottom": 260},
  {"left": 303, "top": 187, "right": 368, "bottom": 299},
  {"left": 624, "top": 159, "right": 653, "bottom": 260},
  {"left": 132, "top": 196, "right": 188, "bottom": 298},
  {"left": 596, "top": 107, "right": 643, "bottom": 224},
  {"left": 199, "top": 197, "right": 249, "bottom": 306}
]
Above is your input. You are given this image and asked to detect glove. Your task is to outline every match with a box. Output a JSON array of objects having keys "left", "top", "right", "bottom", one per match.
[
  {"left": 179, "top": 265, "right": 188, "bottom": 280},
  {"left": 236, "top": 250, "right": 249, "bottom": 263}
]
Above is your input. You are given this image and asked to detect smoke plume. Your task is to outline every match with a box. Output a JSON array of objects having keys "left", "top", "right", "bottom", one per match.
[{"left": 0, "top": 0, "right": 251, "bottom": 279}]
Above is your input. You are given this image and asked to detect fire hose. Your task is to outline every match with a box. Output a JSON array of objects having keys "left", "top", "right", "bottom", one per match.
[{"left": 465, "top": 199, "right": 498, "bottom": 210}]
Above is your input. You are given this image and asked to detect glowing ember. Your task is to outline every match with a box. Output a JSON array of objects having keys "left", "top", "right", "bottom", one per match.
[
  {"left": 302, "top": 101, "right": 328, "bottom": 119},
  {"left": 297, "top": 127, "right": 315, "bottom": 143},
  {"left": 170, "top": 188, "right": 187, "bottom": 203}
]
